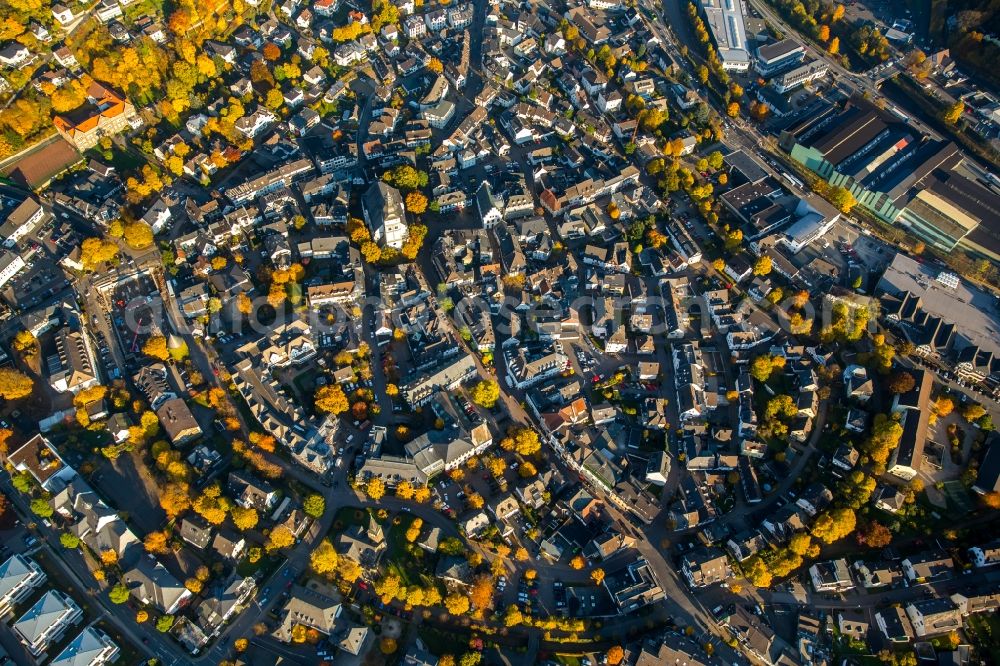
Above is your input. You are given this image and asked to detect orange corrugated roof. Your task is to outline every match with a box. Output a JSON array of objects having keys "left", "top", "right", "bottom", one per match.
[
  {"left": 54, "top": 83, "right": 129, "bottom": 135},
  {"left": 74, "top": 116, "right": 100, "bottom": 133}
]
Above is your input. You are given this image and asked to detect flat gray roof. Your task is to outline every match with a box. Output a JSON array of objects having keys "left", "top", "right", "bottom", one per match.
[
  {"left": 877, "top": 253, "right": 1000, "bottom": 357},
  {"left": 757, "top": 38, "right": 804, "bottom": 64},
  {"left": 701, "top": 0, "right": 750, "bottom": 65}
]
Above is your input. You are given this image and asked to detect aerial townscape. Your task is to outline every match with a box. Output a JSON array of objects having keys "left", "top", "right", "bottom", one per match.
[{"left": 0, "top": 0, "right": 998, "bottom": 662}]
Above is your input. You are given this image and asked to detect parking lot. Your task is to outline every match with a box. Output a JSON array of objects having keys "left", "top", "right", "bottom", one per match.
[
  {"left": 103, "top": 272, "right": 163, "bottom": 370},
  {"left": 0, "top": 206, "right": 75, "bottom": 313}
]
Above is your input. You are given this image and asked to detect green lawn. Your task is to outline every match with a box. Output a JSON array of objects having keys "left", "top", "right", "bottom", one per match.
[
  {"left": 236, "top": 553, "right": 281, "bottom": 580},
  {"left": 417, "top": 626, "right": 472, "bottom": 657},
  {"left": 85, "top": 145, "right": 144, "bottom": 172},
  {"left": 966, "top": 613, "right": 1000, "bottom": 664},
  {"left": 292, "top": 369, "right": 321, "bottom": 400},
  {"left": 554, "top": 656, "right": 583, "bottom": 666},
  {"left": 384, "top": 517, "right": 434, "bottom": 589},
  {"left": 329, "top": 507, "right": 369, "bottom": 535},
  {"left": 942, "top": 481, "right": 974, "bottom": 514}
]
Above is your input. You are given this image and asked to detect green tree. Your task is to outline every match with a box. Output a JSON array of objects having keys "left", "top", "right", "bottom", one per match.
[
  {"left": 860, "top": 414, "right": 903, "bottom": 465},
  {"left": 265, "top": 88, "right": 284, "bottom": 110},
  {"left": 828, "top": 186, "right": 856, "bottom": 214},
  {"left": 811, "top": 507, "right": 856, "bottom": 544},
  {"left": 469, "top": 380, "right": 500, "bottom": 409},
  {"left": 109, "top": 583, "right": 130, "bottom": 604},
  {"left": 310, "top": 539, "right": 338, "bottom": 575},
  {"left": 750, "top": 354, "right": 783, "bottom": 383},
  {"left": 29, "top": 498, "right": 53, "bottom": 518},
  {"left": 79, "top": 238, "right": 120, "bottom": 271},
  {"left": 962, "top": 403, "right": 986, "bottom": 422},
  {"left": 303, "top": 493, "right": 325, "bottom": 518},
  {"left": 753, "top": 255, "right": 772, "bottom": 276},
  {"left": 887, "top": 371, "right": 916, "bottom": 394},
  {"left": 0, "top": 368, "right": 33, "bottom": 400},
  {"left": 500, "top": 427, "right": 541, "bottom": 456},
  {"left": 155, "top": 615, "right": 175, "bottom": 632},
  {"left": 459, "top": 652, "right": 482, "bottom": 666},
  {"left": 314, "top": 384, "right": 349, "bottom": 414},
  {"left": 142, "top": 336, "right": 170, "bottom": 361},
  {"left": 942, "top": 100, "right": 964, "bottom": 124},
  {"left": 12, "top": 330, "right": 37, "bottom": 356},
  {"left": 837, "top": 471, "right": 876, "bottom": 509},
  {"left": 383, "top": 164, "right": 428, "bottom": 191},
  {"left": 11, "top": 472, "right": 33, "bottom": 494},
  {"left": 857, "top": 520, "right": 892, "bottom": 548},
  {"left": 60, "top": 532, "right": 81, "bottom": 549},
  {"left": 123, "top": 222, "right": 154, "bottom": 249}
]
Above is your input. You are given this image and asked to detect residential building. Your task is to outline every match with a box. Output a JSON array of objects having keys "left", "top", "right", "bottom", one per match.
[
  {"left": 212, "top": 531, "right": 247, "bottom": 562},
  {"left": 179, "top": 516, "right": 214, "bottom": 550},
  {"left": 50, "top": 627, "right": 120, "bottom": 666},
  {"left": 402, "top": 354, "right": 477, "bottom": 406},
  {"left": 808, "top": 559, "right": 853, "bottom": 593},
  {"left": 853, "top": 561, "right": 901, "bottom": 589},
  {"left": 13, "top": 590, "right": 83, "bottom": 656},
  {"left": 773, "top": 60, "right": 828, "bottom": 93},
  {"left": 0, "top": 43, "right": 31, "bottom": 68},
  {"left": 403, "top": 426, "right": 493, "bottom": 478},
  {"left": 875, "top": 606, "right": 914, "bottom": 644},
  {"left": 0, "top": 554, "right": 47, "bottom": 616},
  {"left": 276, "top": 584, "right": 342, "bottom": 641},
  {"left": 1, "top": 197, "right": 46, "bottom": 247},
  {"left": 7, "top": 434, "right": 76, "bottom": 491},
  {"left": 476, "top": 181, "right": 503, "bottom": 228},
  {"left": 333, "top": 518, "right": 386, "bottom": 569},
  {"left": 122, "top": 555, "right": 193, "bottom": 614},
  {"left": 906, "top": 598, "right": 963, "bottom": 637},
  {"left": 602, "top": 557, "right": 665, "bottom": 613},
  {"left": 155, "top": 398, "right": 203, "bottom": 445},
  {"left": 233, "top": 108, "right": 277, "bottom": 138},
  {"left": 968, "top": 542, "right": 1000, "bottom": 568},
  {"left": 195, "top": 576, "right": 256, "bottom": 637},
  {"left": 422, "top": 100, "right": 455, "bottom": 128},
  {"left": 887, "top": 368, "right": 932, "bottom": 480},
  {"left": 228, "top": 470, "right": 279, "bottom": 511},
  {"left": 682, "top": 547, "right": 731, "bottom": 588},
  {"left": 0, "top": 250, "right": 25, "bottom": 287},
  {"left": 224, "top": 158, "right": 312, "bottom": 205},
  {"left": 844, "top": 365, "right": 874, "bottom": 402},
  {"left": 726, "top": 605, "right": 775, "bottom": 663},
  {"left": 47, "top": 326, "right": 99, "bottom": 394},
  {"left": 902, "top": 552, "right": 953, "bottom": 583},
  {"left": 951, "top": 591, "right": 1000, "bottom": 616}
]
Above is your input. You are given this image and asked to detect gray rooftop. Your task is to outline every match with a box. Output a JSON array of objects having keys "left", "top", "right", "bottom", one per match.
[{"left": 877, "top": 253, "right": 1000, "bottom": 358}]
